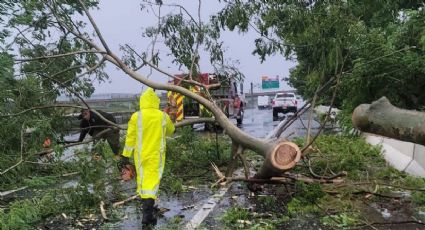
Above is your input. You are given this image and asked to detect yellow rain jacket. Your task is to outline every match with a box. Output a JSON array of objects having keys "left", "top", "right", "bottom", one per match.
[{"left": 123, "top": 88, "right": 175, "bottom": 199}]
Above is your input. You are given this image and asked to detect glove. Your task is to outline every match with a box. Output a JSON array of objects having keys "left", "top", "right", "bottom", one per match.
[{"left": 117, "top": 157, "right": 135, "bottom": 181}]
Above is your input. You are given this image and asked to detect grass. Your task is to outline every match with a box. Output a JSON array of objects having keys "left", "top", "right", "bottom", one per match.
[{"left": 228, "top": 134, "right": 425, "bottom": 229}]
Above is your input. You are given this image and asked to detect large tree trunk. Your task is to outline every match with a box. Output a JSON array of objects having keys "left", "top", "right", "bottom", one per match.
[{"left": 352, "top": 97, "right": 425, "bottom": 145}]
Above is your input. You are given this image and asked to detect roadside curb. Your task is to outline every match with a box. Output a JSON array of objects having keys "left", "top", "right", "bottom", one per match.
[{"left": 363, "top": 132, "right": 425, "bottom": 177}]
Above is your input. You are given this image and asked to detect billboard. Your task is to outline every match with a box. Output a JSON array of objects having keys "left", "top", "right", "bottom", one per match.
[{"left": 261, "top": 75, "right": 279, "bottom": 89}]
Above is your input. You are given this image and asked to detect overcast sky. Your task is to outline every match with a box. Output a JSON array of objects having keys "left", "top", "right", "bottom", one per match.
[{"left": 88, "top": 1, "right": 296, "bottom": 94}]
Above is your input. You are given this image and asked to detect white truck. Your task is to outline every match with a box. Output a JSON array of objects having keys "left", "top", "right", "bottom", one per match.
[
  {"left": 257, "top": 96, "right": 270, "bottom": 110},
  {"left": 272, "top": 92, "right": 298, "bottom": 121}
]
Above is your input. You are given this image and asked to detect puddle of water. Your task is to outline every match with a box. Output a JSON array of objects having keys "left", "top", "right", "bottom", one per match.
[
  {"left": 239, "top": 108, "right": 323, "bottom": 139},
  {"left": 109, "top": 186, "right": 214, "bottom": 229}
]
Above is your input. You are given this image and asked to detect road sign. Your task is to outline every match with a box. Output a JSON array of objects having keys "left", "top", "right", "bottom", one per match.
[{"left": 261, "top": 76, "right": 279, "bottom": 89}]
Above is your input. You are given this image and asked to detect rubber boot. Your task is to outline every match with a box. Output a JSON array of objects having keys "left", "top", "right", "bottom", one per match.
[{"left": 142, "top": 198, "right": 157, "bottom": 226}]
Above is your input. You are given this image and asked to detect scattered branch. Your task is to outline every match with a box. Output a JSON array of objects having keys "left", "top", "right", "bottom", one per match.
[
  {"left": 225, "top": 174, "right": 344, "bottom": 185},
  {"left": 34, "top": 128, "right": 114, "bottom": 156},
  {"left": 306, "top": 157, "right": 347, "bottom": 180},
  {"left": 1, "top": 104, "right": 122, "bottom": 130},
  {"left": 100, "top": 201, "right": 109, "bottom": 220},
  {"left": 112, "top": 194, "right": 139, "bottom": 207},
  {"left": 0, "top": 186, "right": 28, "bottom": 198}
]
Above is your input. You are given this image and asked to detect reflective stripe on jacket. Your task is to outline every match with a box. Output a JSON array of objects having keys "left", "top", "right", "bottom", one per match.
[{"left": 122, "top": 88, "right": 175, "bottom": 199}]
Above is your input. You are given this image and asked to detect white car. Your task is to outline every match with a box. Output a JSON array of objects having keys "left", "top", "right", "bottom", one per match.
[
  {"left": 272, "top": 92, "right": 298, "bottom": 120},
  {"left": 257, "top": 96, "right": 270, "bottom": 109}
]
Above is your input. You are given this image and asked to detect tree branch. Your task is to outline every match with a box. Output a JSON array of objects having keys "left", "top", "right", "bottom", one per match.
[
  {"left": 141, "top": 0, "right": 201, "bottom": 29},
  {"left": 0, "top": 104, "right": 122, "bottom": 130},
  {"left": 124, "top": 44, "right": 218, "bottom": 90},
  {"left": 14, "top": 50, "right": 106, "bottom": 62},
  {"left": 62, "top": 56, "right": 107, "bottom": 85},
  {"left": 174, "top": 117, "right": 216, "bottom": 128},
  {"left": 76, "top": 0, "right": 111, "bottom": 54},
  {"left": 34, "top": 128, "right": 113, "bottom": 156},
  {"left": 40, "top": 72, "right": 91, "bottom": 109}
]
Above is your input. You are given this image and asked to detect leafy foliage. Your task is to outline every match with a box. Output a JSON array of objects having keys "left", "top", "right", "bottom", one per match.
[
  {"left": 302, "top": 135, "right": 384, "bottom": 180},
  {"left": 162, "top": 127, "right": 231, "bottom": 193},
  {"left": 215, "top": 1, "right": 425, "bottom": 111},
  {"left": 321, "top": 213, "right": 360, "bottom": 228},
  {"left": 140, "top": 2, "right": 245, "bottom": 81},
  {"left": 221, "top": 206, "right": 251, "bottom": 225},
  {"left": 0, "top": 185, "right": 102, "bottom": 230},
  {"left": 285, "top": 134, "right": 425, "bottom": 228},
  {"left": 0, "top": 0, "right": 109, "bottom": 191}
]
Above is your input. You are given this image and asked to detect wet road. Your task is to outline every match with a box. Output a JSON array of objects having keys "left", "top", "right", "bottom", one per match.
[
  {"left": 109, "top": 107, "right": 321, "bottom": 229},
  {"left": 238, "top": 107, "right": 320, "bottom": 140}
]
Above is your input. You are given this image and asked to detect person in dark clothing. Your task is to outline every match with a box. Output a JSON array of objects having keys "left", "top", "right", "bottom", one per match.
[
  {"left": 233, "top": 95, "right": 244, "bottom": 126},
  {"left": 78, "top": 109, "right": 121, "bottom": 158}
]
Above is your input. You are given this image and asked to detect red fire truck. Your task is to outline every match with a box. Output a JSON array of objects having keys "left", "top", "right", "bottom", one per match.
[{"left": 166, "top": 73, "right": 244, "bottom": 125}]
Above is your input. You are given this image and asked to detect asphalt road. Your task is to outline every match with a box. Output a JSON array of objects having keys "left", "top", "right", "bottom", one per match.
[{"left": 237, "top": 107, "right": 320, "bottom": 140}]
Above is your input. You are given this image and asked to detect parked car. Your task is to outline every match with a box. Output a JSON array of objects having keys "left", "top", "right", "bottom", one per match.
[
  {"left": 272, "top": 92, "right": 298, "bottom": 121},
  {"left": 257, "top": 96, "right": 270, "bottom": 110}
]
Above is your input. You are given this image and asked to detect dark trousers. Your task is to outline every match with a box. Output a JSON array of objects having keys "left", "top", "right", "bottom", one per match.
[{"left": 92, "top": 129, "right": 121, "bottom": 155}]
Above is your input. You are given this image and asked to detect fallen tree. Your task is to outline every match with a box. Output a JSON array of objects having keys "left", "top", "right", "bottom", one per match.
[
  {"left": 4, "top": 0, "right": 302, "bottom": 180},
  {"left": 352, "top": 97, "right": 425, "bottom": 145}
]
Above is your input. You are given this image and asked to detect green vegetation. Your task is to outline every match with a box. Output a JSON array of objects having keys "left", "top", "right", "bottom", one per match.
[
  {"left": 220, "top": 205, "right": 292, "bottom": 230},
  {"left": 1, "top": 3, "right": 110, "bottom": 228},
  {"left": 161, "top": 127, "right": 231, "bottom": 194},
  {"left": 2, "top": 1, "right": 425, "bottom": 229},
  {"left": 0, "top": 141, "right": 121, "bottom": 230},
  {"left": 216, "top": 1, "right": 425, "bottom": 111},
  {"left": 221, "top": 206, "right": 251, "bottom": 226},
  {"left": 321, "top": 213, "right": 360, "bottom": 228},
  {"left": 219, "top": 134, "right": 425, "bottom": 229},
  {"left": 0, "top": 186, "right": 103, "bottom": 230},
  {"left": 306, "top": 135, "right": 385, "bottom": 180}
]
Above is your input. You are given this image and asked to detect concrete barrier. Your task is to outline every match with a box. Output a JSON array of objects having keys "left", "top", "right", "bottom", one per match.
[{"left": 363, "top": 132, "right": 425, "bottom": 177}]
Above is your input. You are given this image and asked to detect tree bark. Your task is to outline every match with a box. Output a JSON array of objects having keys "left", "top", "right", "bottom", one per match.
[{"left": 352, "top": 97, "right": 425, "bottom": 145}]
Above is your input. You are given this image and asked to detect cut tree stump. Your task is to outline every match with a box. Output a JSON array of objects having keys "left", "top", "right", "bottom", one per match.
[
  {"left": 352, "top": 97, "right": 425, "bottom": 145},
  {"left": 256, "top": 141, "right": 301, "bottom": 179}
]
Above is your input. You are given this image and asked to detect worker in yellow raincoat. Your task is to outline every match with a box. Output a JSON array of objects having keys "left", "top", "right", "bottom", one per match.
[{"left": 119, "top": 88, "right": 175, "bottom": 226}]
